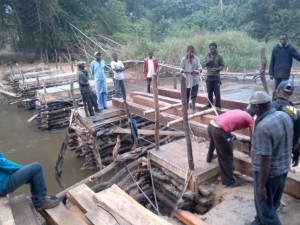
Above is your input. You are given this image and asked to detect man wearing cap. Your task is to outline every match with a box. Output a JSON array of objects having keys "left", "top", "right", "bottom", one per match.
[
  {"left": 206, "top": 109, "right": 254, "bottom": 187},
  {"left": 77, "top": 61, "right": 99, "bottom": 116},
  {"left": 90, "top": 51, "right": 108, "bottom": 109},
  {"left": 249, "top": 91, "right": 293, "bottom": 225},
  {"left": 269, "top": 34, "right": 300, "bottom": 99}
]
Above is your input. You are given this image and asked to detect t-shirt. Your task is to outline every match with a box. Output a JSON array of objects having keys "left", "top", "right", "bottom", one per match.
[
  {"left": 214, "top": 109, "right": 254, "bottom": 133},
  {"left": 180, "top": 56, "right": 202, "bottom": 88},
  {"left": 147, "top": 59, "right": 155, "bottom": 78},
  {"left": 110, "top": 60, "right": 125, "bottom": 80}
]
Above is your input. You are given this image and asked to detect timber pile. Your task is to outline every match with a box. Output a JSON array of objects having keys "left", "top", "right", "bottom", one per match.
[{"left": 35, "top": 100, "right": 73, "bottom": 130}]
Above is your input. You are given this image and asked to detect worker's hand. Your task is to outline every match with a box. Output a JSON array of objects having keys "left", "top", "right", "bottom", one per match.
[
  {"left": 269, "top": 75, "right": 274, "bottom": 80},
  {"left": 231, "top": 134, "right": 236, "bottom": 141},
  {"left": 258, "top": 186, "right": 267, "bottom": 200},
  {"left": 211, "top": 68, "right": 217, "bottom": 72}
]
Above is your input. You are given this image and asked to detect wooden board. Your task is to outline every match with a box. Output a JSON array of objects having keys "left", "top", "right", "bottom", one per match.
[
  {"left": 10, "top": 195, "right": 39, "bottom": 225},
  {"left": 68, "top": 204, "right": 92, "bottom": 225},
  {"left": 113, "top": 128, "right": 185, "bottom": 136},
  {"left": 85, "top": 207, "right": 120, "bottom": 225},
  {"left": 41, "top": 203, "right": 88, "bottom": 225},
  {"left": 0, "top": 195, "right": 15, "bottom": 225},
  {"left": 0, "top": 89, "right": 19, "bottom": 97},
  {"left": 67, "top": 184, "right": 118, "bottom": 225},
  {"left": 173, "top": 209, "right": 208, "bottom": 225},
  {"left": 93, "top": 184, "right": 172, "bottom": 225}
]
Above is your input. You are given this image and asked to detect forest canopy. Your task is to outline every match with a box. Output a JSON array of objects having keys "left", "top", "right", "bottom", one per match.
[{"left": 1, "top": 0, "right": 300, "bottom": 70}]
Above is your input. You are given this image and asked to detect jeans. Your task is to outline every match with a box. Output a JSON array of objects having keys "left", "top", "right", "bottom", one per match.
[
  {"left": 251, "top": 172, "right": 286, "bottom": 225},
  {"left": 206, "top": 76, "right": 221, "bottom": 108},
  {"left": 186, "top": 84, "right": 199, "bottom": 106},
  {"left": 146, "top": 77, "right": 152, "bottom": 93},
  {"left": 2, "top": 163, "right": 47, "bottom": 207},
  {"left": 115, "top": 79, "right": 126, "bottom": 100}
]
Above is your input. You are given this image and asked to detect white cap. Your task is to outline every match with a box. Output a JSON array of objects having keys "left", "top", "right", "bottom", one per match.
[{"left": 94, "top": 51, "right": 101, "bottom": 56}]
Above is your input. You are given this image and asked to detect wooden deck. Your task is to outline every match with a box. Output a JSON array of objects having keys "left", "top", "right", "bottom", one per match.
[{"left": 148, "top": 139, "right": 219, "bottom": 194}]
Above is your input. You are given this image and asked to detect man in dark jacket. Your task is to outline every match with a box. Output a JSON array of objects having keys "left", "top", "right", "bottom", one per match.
[
  {"left": 269, "top": 34, "right": 300, "bottom": 93},
  {"left": 77, "top": 61, "right": 100, "bottom": 116}
]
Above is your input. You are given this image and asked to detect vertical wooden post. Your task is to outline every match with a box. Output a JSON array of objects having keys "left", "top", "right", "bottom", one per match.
[
  {"left": 67, "top": 48, "right": 74, "bottom": 72},
  {"left": 36, "top": 75, "right": 40, "bottom": 88},
  {"left": 40, "top": 48, "right": 44, "bottom": 64},
  {"left": 59, "top": 56, "right": 62, "bottom": 71},
  {"left": 153, "top": 74, "right": 160, "bottom": 150},
  {"left": 42, "top": 80, "right": 47, "bottom": 93},
  {"left": 181, "top": 76, "right": 194, "bottom": 170},
  {"left": 54, "top": 49, "right": 58, "bottom": 69},
  {"left": 20, "top": 70, "right": 25, "bottom": 83},
  {"left": 45, "top": 49, "right": 49, "bottom": 65},
  {"left": 70, "top": 82, "right": 77, "bottom": 109},
  {"left": 172, "top": 66, "right": 177, "bottom": 89},
  {"left": 259, "top": 47, "right": 269, "bottom": 94}
]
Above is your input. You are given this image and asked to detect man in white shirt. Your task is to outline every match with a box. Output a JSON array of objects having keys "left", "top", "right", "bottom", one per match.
[{"left": 111, "top": 53, "right": 126, "bottom": 100}]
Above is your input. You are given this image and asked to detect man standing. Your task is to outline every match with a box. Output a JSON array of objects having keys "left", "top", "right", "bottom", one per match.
[
  {"left": 204, "top": 42, "right": 224, "bottom": 110},
  {"left": 77, "top": 61, "right": 99, "bottom": 116},
  {"left": 143, "top": 50, "right": 159, "bottom": 93},
  {"left": 249, "top": 91, "right": 293, "bottom": 225},
  {"left": 0, "top": 152, "right": 60, "bottom": 210},
  {"left": 269, "top": 34, "right": 300, "bottom": 95},
  {"left": 206, "top": 109, "right": 253, "bottom": 187},
  {"left": 90, "top": 51, "right": 108, "bottom": 109},
  {"left": 180, "top": 45, "right": 202, "bottom": 113},
  {"left": 111, "top": 53, "right": 126, "bottom": 100}
]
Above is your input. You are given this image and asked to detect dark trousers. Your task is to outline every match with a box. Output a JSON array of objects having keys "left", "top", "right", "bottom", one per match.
[
  {"left": 207, "top": 123, "right": 235, "bottom": 185},
  {"left": 206, "top": 76, "right": 221, "bottom": 108},
  {"left": 115, "top": 79, "right": 126, "bottom": 100},
  {"left": 251, "top": 172, "right": 286, "bottom": 225},
  {"left": 146, "top": 77, "right": 152, "bottom": 93},
  {"left": 186, "top": 84, "right": 199, "bottom": 105},
  {"left": 81, "top": 86, "right": 98, "bottom": 116}
]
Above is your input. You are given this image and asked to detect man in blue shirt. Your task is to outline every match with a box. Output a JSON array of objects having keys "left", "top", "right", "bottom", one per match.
[
  {"left": 90, "top": 51, "right": 108, "bottom": 109},
  {"left": 0, "top": 152, "right": 59, "bottom": 210},
  {"left": 249, "top": 91, "right": 293, "bottom": 225}
]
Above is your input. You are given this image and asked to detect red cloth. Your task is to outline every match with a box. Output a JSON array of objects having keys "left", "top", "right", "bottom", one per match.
[
  {"left": 143, "top": 57, "right": 159, "bottom": 79},
  {"left": 214, "top": 109, "right": 254, "bottom": 133}
]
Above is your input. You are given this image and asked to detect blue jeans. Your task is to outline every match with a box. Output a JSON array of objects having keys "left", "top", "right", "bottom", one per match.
[
  {"left": 2, "top": 163, "right": 47, "bottom": 207},
  {"left": 251, "top": 172, "right": 286, "bottom": 225}
]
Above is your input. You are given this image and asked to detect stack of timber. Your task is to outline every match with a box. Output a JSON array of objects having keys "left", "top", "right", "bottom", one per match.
[
  {"left": 0, "top": 184, "right": 174, "bottom": 225},
  {"left": 30, "top": 79, "right": 114, "bottom": 130}
]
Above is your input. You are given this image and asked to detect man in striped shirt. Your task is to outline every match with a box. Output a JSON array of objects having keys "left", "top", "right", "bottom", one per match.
[{"left": 249, "top": 91, "right": 293, "bottom": 225}]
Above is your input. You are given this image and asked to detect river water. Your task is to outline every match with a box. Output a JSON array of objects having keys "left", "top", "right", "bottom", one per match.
[{"left": 1, "top": 75, "right": 299, "bottom": 196}]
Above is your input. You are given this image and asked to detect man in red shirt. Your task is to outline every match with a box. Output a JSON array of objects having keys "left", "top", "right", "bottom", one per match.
[
  {"left": 207, "top": 109, "right": 254, "bottom": 187},
  {"left": 143, "top": 50, "right": 159, "bottom": 93}
]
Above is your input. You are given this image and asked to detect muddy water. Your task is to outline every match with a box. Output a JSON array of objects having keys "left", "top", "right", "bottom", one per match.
[{"left": 1, "top": 76, "right": 299, "bottom": 196}]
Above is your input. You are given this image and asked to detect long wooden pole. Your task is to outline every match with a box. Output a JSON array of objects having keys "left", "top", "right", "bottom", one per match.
[
  {"left": 167, "top": 108, "right": 214, "bottom": 127},
  {"left": 181, "top": 76, "right": 194, "bottom": 170},
  {"left": 153, "top": 74, "right": 160, "bottom": 150},
  {"left": 173, "top": 66, "right": 177, "bottom": 89},
  {"left": 260, "top": 47, "right": 269, "bottom": 94},
  {"left": 144, "top": 102, "right": 182, "bottom": 115}
]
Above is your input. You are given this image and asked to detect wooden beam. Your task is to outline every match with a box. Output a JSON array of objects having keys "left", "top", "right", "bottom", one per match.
[
  {"left": 113, "top": 128, "right": 185, "bottom": 136},
  {"left": 0, "top": 89, "right": 19, "bottom": 97},
  {"left": 167, "top": 108, "right": 215, "bottom": 127},
  {"left": 153, "top": 74, "right": 160, "bottom": 150},
  {"left": 144, "top": 102, "right": 182, "bottom": 115},
  {"left": 172, "top": 209, "right": 208, "bottom": 225}
]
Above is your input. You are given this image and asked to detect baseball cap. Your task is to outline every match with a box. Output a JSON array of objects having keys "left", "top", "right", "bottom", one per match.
[
  {"left": 277, "top": 80, "right": 295, "bottom": 92},
  {"left": 249, "top": 91, "right": 271, "bottom": 105},
  {"left": 94, "top": 51, "right": 101, "bottom": 56}
]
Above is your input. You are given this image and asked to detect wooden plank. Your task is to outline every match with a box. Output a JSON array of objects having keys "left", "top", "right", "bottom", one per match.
[
  {"left": 233, "top": 150, "right": 300, "bottom": 198},
  {"left": 113, "top": 128, "right": 185, "bottom": 136},
  {"left": 85, "top": 207, "right": 120, "bottom": 225},
  {"left": 10, "top": 195, "right": 39, "bottom": 225},
  {"left": 0, "top": 195, "right": 15, "bottom": 225},
  {"left": 172, "top": 209, "right": 208, "bottom": 225},
  {"left": 0, "top": 89, "right": 19, "bottom": 97},
  {"left": 41, "top": 203, "right": 88, "bottom": 225},
  {"left": 93, "top": 184, "right": 172, "bottom": 225},
  {"left": 67, "top": 184, "right": 118, "bottom": 225},
  {"left": 68, "top": 204, "right": 92, "bottom": 225}
]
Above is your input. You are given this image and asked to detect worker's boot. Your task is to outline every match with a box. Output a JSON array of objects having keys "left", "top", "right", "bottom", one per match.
[{"left": 191, "top": 99, "right": 196, "bottom": 114}]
